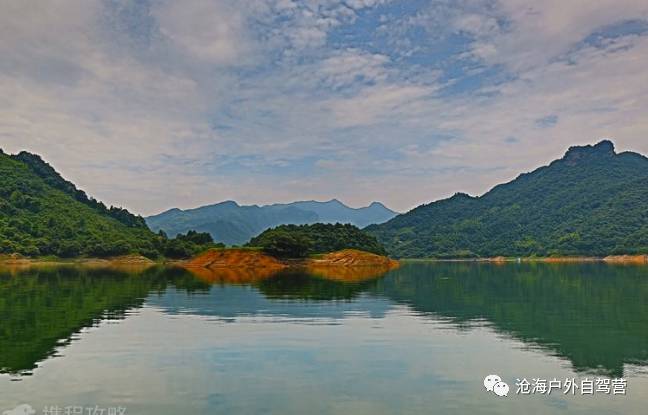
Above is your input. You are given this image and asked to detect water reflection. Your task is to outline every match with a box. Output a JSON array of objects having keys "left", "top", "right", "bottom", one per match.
[
  {"left": 0, "top": 265, "right": 206, "bottom": 375},
  {"left": 1, "top": 262, "right": 647, "bottom": 378},
  {"left": 373, "top": 262, "right": 648, "bottom": 377}
]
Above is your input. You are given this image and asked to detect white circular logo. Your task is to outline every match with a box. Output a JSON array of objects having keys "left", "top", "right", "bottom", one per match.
[
  {"left": 493, "top": 381, "right": 510, "bottom": 397},
  {"left": 483, "top": 374, "right": 501, "bottom": 392}
]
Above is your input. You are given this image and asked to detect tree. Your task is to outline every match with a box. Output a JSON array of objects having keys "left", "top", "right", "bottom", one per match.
[
  {"left": 247, "top": 223, "right": 387, "bottom": 257},
  {"left": 260, "top": 232, "right": 312, "bottom": 258}
]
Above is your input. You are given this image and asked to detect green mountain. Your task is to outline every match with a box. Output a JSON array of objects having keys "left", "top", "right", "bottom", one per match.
[
  {"left": 146, "top": 199, "right": 397, "bottom": 246},
  {"left": 366, "top": 140, "right": 648, "bottom": 258},
  {"left": 0, "top": 150, "right": 214, "bottom": 258}
]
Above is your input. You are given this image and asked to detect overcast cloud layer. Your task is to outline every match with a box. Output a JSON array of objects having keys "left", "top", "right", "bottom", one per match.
[{"left": 1, "top": 0, "right": 648, "bottom": 215}]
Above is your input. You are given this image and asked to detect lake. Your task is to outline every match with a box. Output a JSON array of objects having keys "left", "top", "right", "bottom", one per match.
[{"left": 1, "top": 262, "right": 647, "bottom": 414}]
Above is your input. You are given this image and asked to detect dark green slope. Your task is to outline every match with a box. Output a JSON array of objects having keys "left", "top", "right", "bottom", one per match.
[
  {"left": 0, "top": 150, "right": 216, "bottom": 258},
  {"left": 0, "top": 150, "right": 161, "bottom": 257},
  {"left": 14, "top": 151, "right": 148, "bottom": 228},
  {"left": 367, "top": 140, "right": 648, "bottom": 258}
]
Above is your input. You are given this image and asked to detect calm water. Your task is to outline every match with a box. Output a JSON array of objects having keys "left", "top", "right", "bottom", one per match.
[{"left": 1, "top": 262, "right": 647, "bottom": 414}]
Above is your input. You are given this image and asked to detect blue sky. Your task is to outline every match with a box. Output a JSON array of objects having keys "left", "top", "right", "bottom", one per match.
[{"left": 1, "top": 0, "right": 648, "bottom": 215}]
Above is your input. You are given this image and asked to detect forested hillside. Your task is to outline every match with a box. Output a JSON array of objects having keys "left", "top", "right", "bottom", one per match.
[
  {"left": 367, "top": 141, "right": 648, "bottom": 258},
  {"left": 0, "top": 150, "right": 215, "bottom": 258}
]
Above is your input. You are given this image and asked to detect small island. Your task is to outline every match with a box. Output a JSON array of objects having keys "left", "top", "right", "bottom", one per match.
[
  {"left": 181, "top": 223, "right": 399, "bottom": 282},
  {"left": 183, "top": 247, "right": 399, "bottom": 271}
]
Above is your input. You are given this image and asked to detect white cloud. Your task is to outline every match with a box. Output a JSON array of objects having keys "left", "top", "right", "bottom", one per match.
[
  {"left": 1, "top": 0, "right": 648, "bottom": 215},
  {"left": 318, "top": 49, "right": 390, "bottom": 89},
  {"left": 463, "top": 0, "right": 648, "bottom": 72},
  {"left": 152, "top": 0, "right": 252, "bottom": 64},
  {"left": 326, "top": 83, "right": 433, "bottom": 128}
]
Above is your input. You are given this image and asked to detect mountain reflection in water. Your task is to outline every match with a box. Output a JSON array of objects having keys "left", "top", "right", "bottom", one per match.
[{"left": 0, "top": 261, "right": 646, "bottom": 378}]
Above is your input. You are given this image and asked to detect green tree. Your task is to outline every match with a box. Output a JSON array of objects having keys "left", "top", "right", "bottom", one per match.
[
  {"left": 0, "top": 151, "right": 219, "bottom": 259},
  {"left": 259, "top": 232, "right": 312, "bottom": 258},
  {"left": 247, "top": 223, "right": 388, "bottom": 257}
]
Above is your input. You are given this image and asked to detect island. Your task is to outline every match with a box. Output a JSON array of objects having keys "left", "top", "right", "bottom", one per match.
[{"left": 179, "top": 223, "right": 400, "bottom": 283}]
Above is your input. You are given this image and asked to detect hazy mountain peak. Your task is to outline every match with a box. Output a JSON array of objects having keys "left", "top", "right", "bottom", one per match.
[
  {"left": 327, "top": 198, "right": 344, "bottom": 205},
  {"left": 146, "top": 198, "right": 397, "bottom": 245}
]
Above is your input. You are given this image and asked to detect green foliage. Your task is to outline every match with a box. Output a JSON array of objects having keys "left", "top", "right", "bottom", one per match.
[
  {"left": 0, "top": 152, "right": 214, "bottom": 259},
  {"left": 13, "top": 152, "right": 148, "bottom": 228},
  {"left": 367, "top": 140, "right": 648, "bottom": 258},
  {"left": 256, "top": 232, "right": 313, "bottom": 258},
  {"left": 175, "top": 230, "right": 215, "bottom": 245},
  {"left": 158, "top": 230, "right": 223, "bottom": 259},
  {"left": 248, "top": 223, "right": 388, "bottom": 257}
]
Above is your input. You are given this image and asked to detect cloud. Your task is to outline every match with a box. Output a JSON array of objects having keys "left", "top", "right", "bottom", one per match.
[
  {"left": 535, "top": 115, "right": 558, "bottom": 129},
  {"left": 1, "top": 0, "right": 648, "bottom": 215},
  {"left": 318, "top": 49, "right": 390, "bottom": 90},
  {"left": 325, "top": 83, "right": 434, "bottom": 128},
  {"left": 460, "top": 0, "right": 648, "bottom": 72},
  {"left": 152, "top": 0, "right": 252, "bottom": 64}
]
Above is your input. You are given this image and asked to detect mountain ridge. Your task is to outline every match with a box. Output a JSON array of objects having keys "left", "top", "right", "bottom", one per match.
[
  {"left": 367, "top": 140, "right": 648, "bottom": 258},
  {"left": 0, "top": 150, "right": 216, "bottom": 258},
  {"left": 0, "top": 150, "right": 159, "bottom": 257},
  {"left": 146, "top": 199, "right": 398, "bottom": 245}
]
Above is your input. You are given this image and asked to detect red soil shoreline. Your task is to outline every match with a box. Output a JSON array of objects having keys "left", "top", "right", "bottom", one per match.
[{"left": 183, "top": 248, "right": 400, "bottom": 269}]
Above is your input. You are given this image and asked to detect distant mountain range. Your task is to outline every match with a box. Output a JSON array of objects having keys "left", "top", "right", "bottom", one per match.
[
  {"left": 367, "top": 140, "right": 648, "bottom": 258},
  {"left": 146, "top": 199, "right": 398, "bottom": 245},
  {"left": 5, "top": 139, "right": 647, "bottom": 259}
]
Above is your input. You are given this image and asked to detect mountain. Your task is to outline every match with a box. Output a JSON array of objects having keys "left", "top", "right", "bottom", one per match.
[
  {"left": 0, "top": 150, "right": 214, "bottom": 258},
  {"left": 0, "top": 150, "right": 158, "bottom": 257},
  {"left": 271, "top": 200, "right": 396, "bottom": 227},
  {"left": 146, "top": 199, "right": 397, "bottom": 245},
  {"left": 366, "top": 140, "right": 648, "bottom": 258}
]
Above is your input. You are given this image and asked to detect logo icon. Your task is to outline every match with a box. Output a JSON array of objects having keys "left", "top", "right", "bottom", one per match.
[
  {"left": 484, "top": 374, "right": 501, "bottom": 392},
  {"left": 493, "top": 381, "right": 510, "bottom": 397},
  {"left": 484, "top": 374, "right": 509, "bottom": 398},
  {"left": 3, "top": 404, "right": 36, "bottom": 415}
]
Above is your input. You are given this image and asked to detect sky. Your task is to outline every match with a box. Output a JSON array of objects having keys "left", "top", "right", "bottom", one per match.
[{"left": 1, "top": 0, "right": 648, "bottom": 216}]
